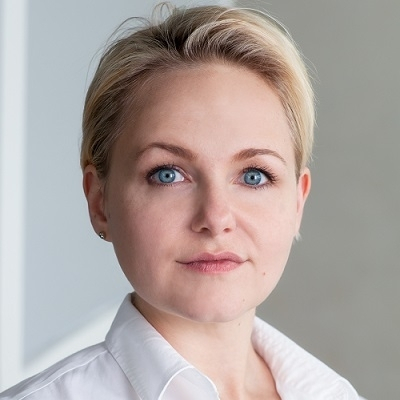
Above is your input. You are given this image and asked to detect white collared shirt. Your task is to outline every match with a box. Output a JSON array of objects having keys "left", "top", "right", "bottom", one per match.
[{"left": 0, "top": 295, "right": 365, "bottom": 400}]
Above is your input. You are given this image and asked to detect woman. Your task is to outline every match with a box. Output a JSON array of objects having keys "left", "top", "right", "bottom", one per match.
[{"left": 1, "top": 3, "right": 365, "bottom": 399}]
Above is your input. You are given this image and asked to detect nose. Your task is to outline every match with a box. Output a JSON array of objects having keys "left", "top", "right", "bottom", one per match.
[{"left": 190, "top": 184, "right": 236, "bottom": 236}]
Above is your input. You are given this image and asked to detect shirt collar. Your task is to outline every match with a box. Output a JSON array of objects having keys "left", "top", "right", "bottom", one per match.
[
  {"left": 105, "top": 294, "right": 219, "bottom": 400},
  {"left": 251, "top": 317, "right": 360, "bottom": 400},
  {"left": 106, "top": 295, "right": 359, "bottom": 400}
]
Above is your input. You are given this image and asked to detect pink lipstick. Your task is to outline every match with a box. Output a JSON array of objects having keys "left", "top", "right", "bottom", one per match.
[{"left": 178, "top": 252, "right": 245, "bottom": 274}]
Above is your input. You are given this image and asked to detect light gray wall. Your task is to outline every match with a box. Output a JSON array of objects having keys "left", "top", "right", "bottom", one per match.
[
  {"left": 237, "top": 1, "right": 399, "bottom": 399},
  {"left": 24, "top": 0, "right": 137, "bottom": 364}
]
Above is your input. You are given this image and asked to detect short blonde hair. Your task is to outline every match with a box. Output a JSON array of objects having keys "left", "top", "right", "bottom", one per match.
[{"left": 81, "top": 3, "right": 314, "bottom": 179}]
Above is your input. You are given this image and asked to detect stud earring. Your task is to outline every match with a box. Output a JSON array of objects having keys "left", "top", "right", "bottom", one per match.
[{"left": 98, "top": 232, "right": 106, "bottom": 240}]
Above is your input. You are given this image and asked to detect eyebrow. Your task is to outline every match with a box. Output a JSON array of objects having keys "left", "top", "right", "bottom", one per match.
[
  {"left": 135, "top": 142, "right": 286, "bottom": 165},
  {"left": 135, "top": 142, "right": 197, "bottom": 161},
  {"left": 233, "top": 148, "right": 287, "bottom": 165}
]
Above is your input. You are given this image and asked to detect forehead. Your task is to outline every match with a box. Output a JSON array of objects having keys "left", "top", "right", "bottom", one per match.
[{"left": 117, "top": 63, "right": 294, "bottom": 165}]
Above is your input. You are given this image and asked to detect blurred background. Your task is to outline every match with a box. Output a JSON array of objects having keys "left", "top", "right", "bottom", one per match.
[{"left": 0, "top": 0, "right": 399, "bottom": 398}]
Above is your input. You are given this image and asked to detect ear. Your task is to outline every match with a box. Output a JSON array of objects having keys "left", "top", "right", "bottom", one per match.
[
  {"left": 83, "top": 165, "right": 111, "bottom": 241},
  {"left": 295, "top": 167, "right": 311, "bottom": 236}
]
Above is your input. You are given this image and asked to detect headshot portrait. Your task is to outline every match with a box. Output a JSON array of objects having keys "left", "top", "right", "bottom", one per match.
[{"left": 0, "top": 1, "right": 398, "bottom": 399}]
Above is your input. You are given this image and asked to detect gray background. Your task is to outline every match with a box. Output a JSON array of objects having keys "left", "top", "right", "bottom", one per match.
[
  {"left": 6, "top": 0, "right": 400, "bottom": 398},
  {"left": 248, "top": 1, "right": 399, "bottom": 399}
]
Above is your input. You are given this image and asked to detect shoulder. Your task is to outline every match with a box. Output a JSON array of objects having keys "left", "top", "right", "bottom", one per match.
[{"left": 0, "top": 343, "right": 120, "bottom": 400}]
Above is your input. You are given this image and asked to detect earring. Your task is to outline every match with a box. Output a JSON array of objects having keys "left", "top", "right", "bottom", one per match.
[{"left": 98, "top": 232, "right": 106, "bottom": 240}]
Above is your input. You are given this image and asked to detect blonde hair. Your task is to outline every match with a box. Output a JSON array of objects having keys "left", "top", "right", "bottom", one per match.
[{"left": 81, "top": 3, "right": 314, "bottom": 180}]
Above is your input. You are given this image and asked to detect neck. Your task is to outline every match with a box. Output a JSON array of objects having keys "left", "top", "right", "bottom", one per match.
[{"left": 133, "top": 295, "right": 279, "bottom": 399}]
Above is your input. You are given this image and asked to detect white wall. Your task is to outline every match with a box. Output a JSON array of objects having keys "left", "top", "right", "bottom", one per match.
[
  {"left": 0, "top": 0, "right": 232, "bottom": 390},
  {"left": 0, "top": 0, "right": 28, "bottom": 389}
]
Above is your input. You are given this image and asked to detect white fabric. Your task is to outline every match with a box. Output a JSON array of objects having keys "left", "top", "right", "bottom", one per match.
[{"left": 0, "top": 294, "right": 365, "bottom": 400}]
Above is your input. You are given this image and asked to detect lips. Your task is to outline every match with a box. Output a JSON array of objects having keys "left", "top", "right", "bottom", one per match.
[{"left": 178, "top": 252, "right": 245, "bottom": 273}]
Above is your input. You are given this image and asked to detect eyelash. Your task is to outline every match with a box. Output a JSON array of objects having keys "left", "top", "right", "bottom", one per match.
[{"left": 145, "top": 163, "right": 278, "bottom": 188}]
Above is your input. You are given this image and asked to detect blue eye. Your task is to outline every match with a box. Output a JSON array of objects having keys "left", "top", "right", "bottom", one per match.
[
  {"left": 158, "top": 169, "right": 176, "bottom": 183},
  {"left": 242, "top": 169, "right": 267, "bottom": 186},
  {"left": 151, "top": 167, "right": 184, "bottom": 184}
]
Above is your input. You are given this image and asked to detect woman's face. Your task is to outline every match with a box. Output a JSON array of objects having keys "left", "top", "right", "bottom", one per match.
[{"left": 85, "top": 63, "right": 310, "bottom": 323}]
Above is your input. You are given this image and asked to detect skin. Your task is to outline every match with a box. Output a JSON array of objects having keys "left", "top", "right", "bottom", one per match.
[{"left": 84, "top": 63, "right": 311, "bottom": 399}]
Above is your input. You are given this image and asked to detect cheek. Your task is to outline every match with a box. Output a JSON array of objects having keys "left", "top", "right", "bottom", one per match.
[
  {"left": 106, "top": 191, "right": 182, "bottom": 270},
  {"left": 243, "top": 191, "right": 298, "bottom": 268},
  {"left": 241, "top": 187, "right": 298, "bottom": 238}
]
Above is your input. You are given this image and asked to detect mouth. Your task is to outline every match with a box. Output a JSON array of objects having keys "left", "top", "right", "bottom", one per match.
[{"left": 177, "top": 252, "right": 245, "bottom": 274}]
